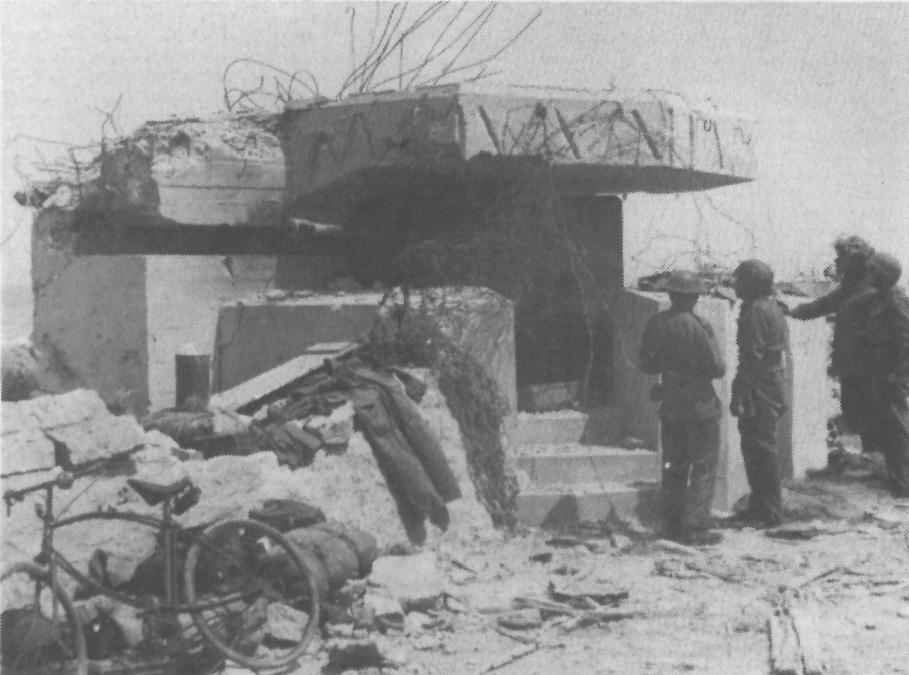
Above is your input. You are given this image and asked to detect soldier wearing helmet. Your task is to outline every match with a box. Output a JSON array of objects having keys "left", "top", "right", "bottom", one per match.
[
  {"left": 855, "top": 252, "right": 909, "bottom": 497},
  {"left": 639, "top": 270, "right": 726, "bottom": 545},
  {"left": 729, "top": 259, "right": 790, "bottom": 526},
  {"left": 789, "top": 236, "right": 879, "bottom": 451}
]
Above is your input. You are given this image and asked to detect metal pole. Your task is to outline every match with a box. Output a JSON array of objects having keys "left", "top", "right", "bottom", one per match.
[{"left": 175, "top": 353, "right": 211, "bottom": 411}]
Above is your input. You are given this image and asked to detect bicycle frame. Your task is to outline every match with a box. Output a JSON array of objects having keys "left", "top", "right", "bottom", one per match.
[{"left": 15, "top": 481, "right": 253, "bottom": 614}]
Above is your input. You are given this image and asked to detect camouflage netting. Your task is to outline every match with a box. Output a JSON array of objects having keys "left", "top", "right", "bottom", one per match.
[{"left": 364, "top": 296, "right": 518, "bottom": 531}]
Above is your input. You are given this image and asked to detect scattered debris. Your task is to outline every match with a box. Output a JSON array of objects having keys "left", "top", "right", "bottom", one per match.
[
  {"left": 497, "top": 608, "right": 543, "bottom": 631},
  {"left": 548, "top": 580, "right": 629, "bottom": 606},
  {"left": 529, "top": 551, "right": 554, "bottom": 564},
  {"left": 476, "top": 642, "right": 539, "bottom": 674},
  {"left": 266, "top": 603, "right": 309, "bottom": 643},
  {"left": 361, "top": 591, "right": 405, "bottom": 633},
  {"left": 652, "top": 539, "right": 703, "bottom": 557},
  {"left": 768, "top": 592, "right": 826, "bottom": 675},
  {"left": 544, "top": 535, "right": 603, "bottom": 552},
  {"left": 768, "top": 608, "right": 802, "bottom": 675},
  {"left": 766, "top": 521, "right": 848, "bottom": 540},
  {"left": 326, "top": 636, "right": 408, "bottom": 670},
  {"left": 369, "top": 552, "right": 445, "bottom": 612},
  {"left": 654, "top": 558, "right": 709, "bottom": 580},
  {"left": 2, "top": 389, "right": 147, "bottom": 470}
]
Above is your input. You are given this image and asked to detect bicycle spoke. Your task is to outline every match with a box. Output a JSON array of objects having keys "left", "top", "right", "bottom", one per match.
[{"left": 183, "top": 519, "right": 320, "bottom": 671}]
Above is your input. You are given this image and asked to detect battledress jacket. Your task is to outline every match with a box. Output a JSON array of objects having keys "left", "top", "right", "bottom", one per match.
[
  {"left": 640, "top": 308, "right": 726, "bottom": 422},
  {"left": 733, "top": 296, "right": 790, "bottom": 413},
  {"left": 790, "top": 283, "right": 875, "bottom": 378},
  {"left": 864, "top": 286, "right": 909, "bottom": 396}
]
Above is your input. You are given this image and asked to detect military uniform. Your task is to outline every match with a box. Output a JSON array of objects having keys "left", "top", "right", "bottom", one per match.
[
  {"left": 789, "top": 236, "right": 876, "bottom": 435},
  {"left": 731, "top": 260, "right": 790, "bottom": 525},
  {"left": 859, "top": 254, "right": 909, "bottom": 497},
  {"left": 640, "top": 273, "right": 726, "bottom": 540}
]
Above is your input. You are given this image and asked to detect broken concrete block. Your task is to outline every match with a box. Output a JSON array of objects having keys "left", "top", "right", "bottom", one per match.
[
  {"left": 497, "top": 609, "right": 543, "bottom": 630},
  {"left": 369, "top": 552, "right": 444, "bottom": 612},
  {"left": 362, "top": 591, "right": 405, "bottom": 632},
  {"left": 1, "top": 389, "right": 109, "bottom": 434},
  {"left": 1, "top": 427, "right": 56, "bottom": 474},
  {"left": 266, "top": 602, "right": 309, "bottom": 643},
  {"left": 46, "top": 414, "right": 147, "bottom": 466}
]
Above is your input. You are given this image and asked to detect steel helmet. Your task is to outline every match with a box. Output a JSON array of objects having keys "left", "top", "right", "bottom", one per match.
[
  {"left": 662, "top": 270, "right": 707, "bottom": 295},
  {"left": 734, "top": 259, "right": 774, "bottom": 299},
  {"left": 872, "top": 252, "right": 902, "bottom": 289}
]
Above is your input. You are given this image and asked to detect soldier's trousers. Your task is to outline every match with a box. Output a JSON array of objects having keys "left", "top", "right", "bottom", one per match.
[
  {"left": 860, "top": 386, "right": 909, "bottom": 497},
  {"left": 738, "top": 402, "right": 783, "bottom": 524},
  {"left": 661, "top": 417, "right": 720, "bottom": 536}
]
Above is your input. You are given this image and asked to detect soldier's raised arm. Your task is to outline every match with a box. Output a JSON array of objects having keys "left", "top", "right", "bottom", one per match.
[{"left": 788, "top": 285, "right": 843, "bottom": 320}]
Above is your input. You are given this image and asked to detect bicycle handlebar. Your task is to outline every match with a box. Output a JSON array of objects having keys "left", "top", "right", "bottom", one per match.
[
  {"left": 2, "top": 468, "right": 74, "bottom": 504},
  {"left": 2, "top": 443, "right": 145, "bottom": 505}
]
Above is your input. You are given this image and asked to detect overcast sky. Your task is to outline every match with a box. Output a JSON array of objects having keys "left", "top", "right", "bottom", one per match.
[{"left": 3, "top": 1, "right": 908, "bottom": 292}]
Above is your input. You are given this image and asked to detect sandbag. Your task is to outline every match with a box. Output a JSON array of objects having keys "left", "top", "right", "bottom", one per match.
[
  {"left": 313, "top": 520, "right": 379, "bottom": 577},
  {"left": 285, "top": 528, "right": 360, "bottom": 593}
]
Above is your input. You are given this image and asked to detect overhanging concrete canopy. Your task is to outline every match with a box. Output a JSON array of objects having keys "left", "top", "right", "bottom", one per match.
[{"left": 283, "top": 84, "right": 756, "bottom": 205}]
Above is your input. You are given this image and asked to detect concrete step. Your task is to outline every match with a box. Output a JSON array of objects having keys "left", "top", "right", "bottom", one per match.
[
  {"left": 513, "top": 411, "right": 588, "bottom": 445},
  {"left": 516, "top": 481, "right": 660, "bottom": 530},
  {"left": 516, "top": 445, "right": 660, "bottom": 487}
]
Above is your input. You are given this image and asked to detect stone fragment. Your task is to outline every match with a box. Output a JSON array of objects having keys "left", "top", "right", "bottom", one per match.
[
  {"left": 47, "top": 414, "right": 147, "bottom": 465},
  {"left": 266, "top": 602, "right": 309, "bottom": 643},
  {"left": 897, "top": 606, "right": 909, "bottom": 619},
  {"left": 404, "top": 612, "right": 433, "bottom": 636},
  {"left": 448, "top": 568, "right": 474, "bottom": 585},
  {"left": 497, "top": 608, "right": 543, "bottom": 630},
  {"left": 325, "top": 623, "right": 355, "bottom": 639},
  {"left": 363, "top": 591, "right": 405, "bottom": 632},
  {"left": 369, "top": 552, "right": 444, "bottom": 612},
  {"left": 326, "top": 638, "right": 384, "bottom": 669}
]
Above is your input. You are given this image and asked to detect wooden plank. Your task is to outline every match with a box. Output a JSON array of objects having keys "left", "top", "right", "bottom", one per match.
[
  {"left": 209, "top": 342, "right": 357, "bottom": 412},
  {"left": 789, "top": 605, "right": 825, "bottom": 675},
  {"left": 768, "top": 610, "right": 803, "bottom": 675}
]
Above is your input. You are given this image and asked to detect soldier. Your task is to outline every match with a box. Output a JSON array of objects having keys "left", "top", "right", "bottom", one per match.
[
  {"left": 729, "top": 260, "right": 790, "bottom": 526},
  {"left": 640, "top": 271, "right": 726, "bottom": 545},
  {"left": 859, "top": 252, "right": 909, "bottom": 497},
  {"left": 788, "top": 236, "right": 877, "bottom": 443}
]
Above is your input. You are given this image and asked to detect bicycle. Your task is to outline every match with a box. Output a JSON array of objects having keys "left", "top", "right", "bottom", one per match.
[{"left": 1, "top": 464, "right": 321, "bottom": 674}]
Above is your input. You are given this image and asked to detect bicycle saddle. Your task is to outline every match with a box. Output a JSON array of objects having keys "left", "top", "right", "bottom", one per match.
[{"left": 127, "top": 476, "right": 194, "bottom": 506}]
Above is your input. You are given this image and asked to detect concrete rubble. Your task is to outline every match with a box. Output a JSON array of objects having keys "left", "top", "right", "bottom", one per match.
[{"left": 3, "top": 366, "right": 908, "bottom": 674}]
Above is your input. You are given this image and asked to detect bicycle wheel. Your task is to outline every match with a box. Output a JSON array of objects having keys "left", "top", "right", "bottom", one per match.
[
  {"left": 1, "top": 562, "right": 88, "bottom": 675},
  {"left": 183, "top": 519, "right": 320, "bottom": 671}
]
